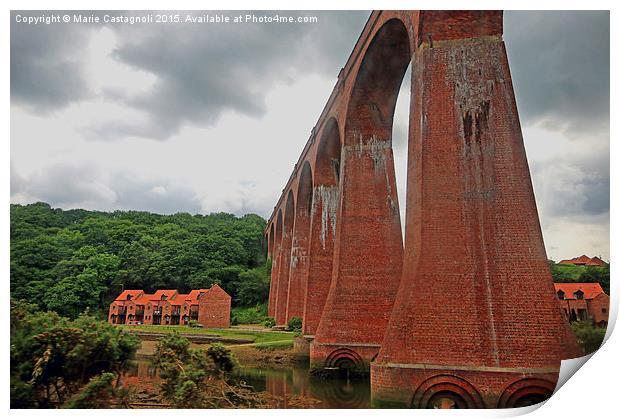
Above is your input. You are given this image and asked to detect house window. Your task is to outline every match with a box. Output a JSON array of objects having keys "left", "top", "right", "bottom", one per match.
[
  {"left": 574, "top": 290, "right": 584, "bottom": 300},
  {"left": 577, "top": 309, "right": 588, "bottom": 321},
  {"left": 162, "top": 294, "right": 168, "bottom": 300},
  {"left": 127, "top": 294, "right": 133, "bottom": 301},
  {"left": 557, "top": 291, "right": 565, "bottom": 300}
]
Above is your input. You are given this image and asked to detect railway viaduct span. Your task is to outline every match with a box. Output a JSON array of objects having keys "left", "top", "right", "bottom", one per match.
[{"left": 263, "top": 10, "right": 582, "bottom": 408}]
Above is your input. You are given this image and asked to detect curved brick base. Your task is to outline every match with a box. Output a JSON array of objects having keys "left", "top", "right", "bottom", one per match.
[
  {"left": 310, "top": 342, "right": 381, "bottom": 375},
  {"left": 370, "top": 363, "right": 559, "bottom": 409}
]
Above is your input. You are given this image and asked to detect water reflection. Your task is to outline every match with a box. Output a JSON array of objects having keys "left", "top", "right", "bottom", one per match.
[
  {"left": 124, "top": 359, "right": 371, "bottom": 408},
  {"left": 234, "top": 366, "right": 371, "bottom": 408}
]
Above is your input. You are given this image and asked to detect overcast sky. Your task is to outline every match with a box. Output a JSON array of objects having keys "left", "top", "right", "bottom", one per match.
[{"left": 10, "top": 11, "right": 609, "bottom": 261}]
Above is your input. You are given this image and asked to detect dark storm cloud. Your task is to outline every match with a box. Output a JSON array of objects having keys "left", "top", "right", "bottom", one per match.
[
  {"left": 10, "top": 11, "right": 94, "bottom": 112},
  {"left": 11, "top": 165, "right": 203, "bottom": 215},
  {"left": 504, "top": 11, "right": 610, "bottom": 135},
  {"left": 90, "top": 11, "right": 370, "bottom": 140}
]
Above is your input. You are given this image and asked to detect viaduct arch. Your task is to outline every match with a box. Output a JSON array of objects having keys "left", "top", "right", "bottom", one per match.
[{"left": 264, "top": 10, "right": 582, "bottom": 408}]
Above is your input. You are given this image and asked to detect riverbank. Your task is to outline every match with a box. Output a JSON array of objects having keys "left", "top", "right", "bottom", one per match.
[{"left": 125, "top": 336, "right": 323, "bottom": 408}]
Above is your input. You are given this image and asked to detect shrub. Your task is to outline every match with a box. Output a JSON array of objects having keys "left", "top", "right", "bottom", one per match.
[
  {"left": 231, "top": 304, "right": 268, "bottom": 324},
  {"left": 187, "top": 320, "right": 201, "bottom": 328},
  {"left": 287, "top": 316, "right": 302, "bottom": 332},
  {"left": 262, "top": 317, "right": 276, "bottom": 328},
  {"left": 571, "top": 321, "right": 606, "bottom": 354},
  {"left": 10, "top": 300, "right": 140, "bottom": 408},
  {"left": 207, "top": 343, "right": 238, "bottom": 373}
]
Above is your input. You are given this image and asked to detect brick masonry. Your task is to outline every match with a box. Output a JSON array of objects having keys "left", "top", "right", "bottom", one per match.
[{"left": 264, "top": 10, "right": 583, "bottom": 408}]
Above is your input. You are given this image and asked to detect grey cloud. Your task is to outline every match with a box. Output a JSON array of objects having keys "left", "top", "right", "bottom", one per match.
[
  {"left": 530, "top": 148, "right": 609, "bottom": 219},
  {"left": 91, "top": 11, "right": 369, "bottom": 140},
  {"left": 10, "top": 11, "right": 95, "bottom": 112},
  {"left": 109, "top": 172, "right": 202, "bottom": 214},
  {"left": 11, "top": 165, "right": 202, "bottom": 215},
  {"left": 504, "top": 11, "right": 610, "bottom": 135},
  {"left": 10, "top": 163, "right": 26, "bottom": 194}
]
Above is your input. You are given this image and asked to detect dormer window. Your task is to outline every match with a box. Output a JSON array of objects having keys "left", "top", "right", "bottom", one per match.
[
  {"left": 557, "top": 290, "right": 565, "bottom": 300},
  {"left": 574, "top": 290, "right": 584, "bottom": 300},
  {"left": 127, "top": 294, "right": 133, "bottom": 301},
  {"left": 161, "top": 294, "right": 168, "bottom": 300}
]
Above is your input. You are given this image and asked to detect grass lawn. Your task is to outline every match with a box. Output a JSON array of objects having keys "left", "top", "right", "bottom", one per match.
[{"left": 118, "top": 324, "right": 293, "bottom": 345}]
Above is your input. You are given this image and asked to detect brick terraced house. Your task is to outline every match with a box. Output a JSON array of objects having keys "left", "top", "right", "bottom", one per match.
[
  {"left": 108, "top": 284, "right": 231, "bottom": 328},
  {"left": 554, "top": 283, "right": 609, "bottom": 327}
]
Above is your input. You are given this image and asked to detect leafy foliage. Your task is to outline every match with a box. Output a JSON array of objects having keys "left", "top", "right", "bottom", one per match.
[
  {"left": 549, "top": 261, "right": 610, "bottom": 294},
  {"left": 11, "top": 202, "right": 270, "bottom": 318},
  {"left": 571, "top": 321, "right": 607, "bottom": 354},
  {"left": 207, "top": 343, "right": 238, "bottom": 373},
  {"left": 152, "top": 332, "right": 265, "bottom": 408},
  {"left": 262, "top": 317, "right": 276, "bottom": 328},
  {"left": 231, "top": 303, "right": 268, "bottom": 324},
  {"left": 287, "top": 316, "right": 303, "bottom": 332},
  {"left": 10, "top": 300, "right": 140, "bottom": 408}
]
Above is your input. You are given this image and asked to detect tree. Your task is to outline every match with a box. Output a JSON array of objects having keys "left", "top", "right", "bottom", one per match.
[
  {"left": 10, "top": 202, "right": 270, "bottom": 317},
  {"left": 571, "top": 321, "right": 606, "bottom": 354},
  {"left": 235, "top": 265, "right": 270, "bottom": 307},
  {"left": 152, "top": 333, "right": 255, "bottom": 408},
  {"left": 578, "top": 266, "right": 610, "bottom": 295},
  {"left": 10, "top": 301, "right": 140, "bottom": 408},
  {"left": 43, "top": 269, "right": 106, "bottom": 319}
]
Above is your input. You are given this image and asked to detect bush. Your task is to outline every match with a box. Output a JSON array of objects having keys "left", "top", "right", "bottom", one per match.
[
  {"left": 231, "top": 303, "right": 267, "bottom": 324},
  {"left": 262, "top": 317, "right": 276, "bottom": 328},
  {"left": 287, "top": 316, "right": 302, "bottom": 332},
  {"left": 571, "top": 321, "right": 606, "bottom": 354},
  {"left": 231, "top": 316, "right": 239, "bottom": 326},
  {"left": 187, "top": 320, "right": 202, "bottom": 328},
  {"left": 207, "top": 343, "right": 238, "bottom": 373},
  {"left": 10, "top": 300, "right": 140, "bottom": 408}
]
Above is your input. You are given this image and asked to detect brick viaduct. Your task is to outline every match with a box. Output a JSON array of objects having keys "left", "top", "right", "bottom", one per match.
[{"left": 263, "top": 11, "right": 582, "bottom": 408}]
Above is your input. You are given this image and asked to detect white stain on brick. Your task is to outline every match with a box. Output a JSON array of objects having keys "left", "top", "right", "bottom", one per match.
[{"left": 311, "top": 185, "right": 339, "bottom": 250}]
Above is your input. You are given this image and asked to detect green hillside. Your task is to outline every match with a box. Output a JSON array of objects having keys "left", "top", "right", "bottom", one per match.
[{"left": 10, "top": 202, "right": 271, "bottom": 319}]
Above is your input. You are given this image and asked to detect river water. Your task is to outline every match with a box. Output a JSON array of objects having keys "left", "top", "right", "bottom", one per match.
[{"left": 125, "top": 358, "right": 371, "bottom": 408}]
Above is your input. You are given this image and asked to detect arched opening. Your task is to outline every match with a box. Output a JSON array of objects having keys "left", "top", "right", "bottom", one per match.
[
  {"left": 286, "top": 162, "right": 313, "bottom": 321},
  {"left": 411, "top": 374, "right": 485, "bottom": 409},
  {"left": 303, "top": 118, "right": 341, "bottom": 336},
  {"left": 345, "top": 18, "right": 411, "bottom": 144},
  {"left": 426, "top": 391, "right": 468, "bottom": 409},
  {"left": 325, "top": 348, "right": 365, "bottom": 374},
  {"left": 497, "top": 378, "right": 556, "bottom": 408},
  {"left": 268, "top": 210, "right": 283, "bottom": 318},
  {"left": 315, "top": 18, "right": 410, "bottom": 353},
  {"left": 275, "top": 191, "right": 295, "bottom": 325},
  {"left": 392, "top": 63, "right": 411, "bottom": 242}
]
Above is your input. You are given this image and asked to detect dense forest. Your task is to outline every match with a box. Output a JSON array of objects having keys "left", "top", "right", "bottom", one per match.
[{"left": 10, "top": 202, "right": 271, "bottom": 319}]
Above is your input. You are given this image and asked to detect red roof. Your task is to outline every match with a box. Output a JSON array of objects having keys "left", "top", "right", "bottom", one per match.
[
  {"left": 150, "top": 290, "right": 178, "bottom": 301},
  {"left": 558, "top": 255, "right": 608, "bottom": 266},
  {"left": 186, "top": 289, "right": 211, "bottom": 304},
  {"left": 133, "top": 293, "right": 152, "bottom": 305},
  {"left": 115, "top": 290, "right": 144, "bottom": 301},
  {"left": 586, "top": 257, "right": 607, "bottom": 266},
  {"left": 170, "top": 293, "right": 189, "bottom": 305},
  {"left": 554, "top": 283, "right": 605, "bottom": 299},
  {"left": 112, "top": 286, "right": 228, "bottom": 306}
]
